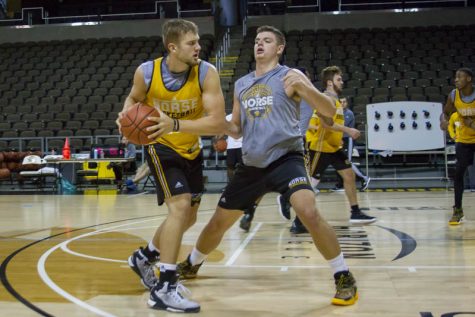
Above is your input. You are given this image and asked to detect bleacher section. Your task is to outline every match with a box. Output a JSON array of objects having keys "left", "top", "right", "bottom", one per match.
[
  {"left": 0, "top": 34, "right": 215, "bottom": 152},
  {"left": 233, "top": 24, "right": 475, "bottom": 143}
]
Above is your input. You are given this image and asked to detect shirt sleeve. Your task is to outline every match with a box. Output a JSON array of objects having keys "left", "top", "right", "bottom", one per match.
[{"left": 139, "top": 61, "right": 154, "bottom": 91}]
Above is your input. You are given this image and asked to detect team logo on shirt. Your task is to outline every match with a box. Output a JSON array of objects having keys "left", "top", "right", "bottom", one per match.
[{"left": 242, "top": 84, "right": 273, "bottom": 119}]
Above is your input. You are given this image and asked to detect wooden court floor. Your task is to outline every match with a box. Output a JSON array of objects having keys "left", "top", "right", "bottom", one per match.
[{"left": 0, "top": 190, "right": 474, "bottom": 317}]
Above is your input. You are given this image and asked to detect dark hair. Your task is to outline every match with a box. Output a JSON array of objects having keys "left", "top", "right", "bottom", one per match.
[
  {"left": 457, "top": 67, "right": 473, "bottom": 78},
  {"left": 256, "top": 25, "right": 286, "bottom": 45},
  {"left": 320, "top": 66, "right": 342, "bottom": 88}
]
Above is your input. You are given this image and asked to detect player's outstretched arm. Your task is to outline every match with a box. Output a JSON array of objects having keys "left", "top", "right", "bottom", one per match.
[
  {"left": 225, "top": 93, "right": 242, "bottom": 139},
  {"left": 440, "top": 95, "right": 455, "bottom": 131},
  {"left": 283, "top": 69, "right": 336, "bottom": 118},
  {"left": 116, "top": 67, "right": 147, "bottom": 132}
]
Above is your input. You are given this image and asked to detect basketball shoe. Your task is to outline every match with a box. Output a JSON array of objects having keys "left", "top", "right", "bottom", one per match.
[
  {"left": 289, "top": 218, "right": 308, "bottom": 234},
  {"left": 277, "top": 194, "right": 291, "bottom": 220},
  {"left": 239, "top": 213, "right": 254, "bottom": 232},
  {"left": 360, "top": 177, "right": 371, "bottom": 191},
  {"left": 350, "top": 211, "right": 376, "bottom": 224},
  {"left": 332, "top": 271, "right": 358, "bottom": 306},
  {"left": 177, "top": 255, "right": 202, "bottom": 279},
  {"left": 128, "top": 248, "right": 159, "bottom": 289},
  {"left": 148, "top": 281, "right": 200, "bottom": 313},
  {"left": 449, "top": 206, "right": 464, "bottom": 225}
]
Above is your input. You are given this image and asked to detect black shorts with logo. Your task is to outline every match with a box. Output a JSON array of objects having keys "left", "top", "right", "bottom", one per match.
[
  {"left": 218, "top": 152, "right": 313, "bottom": 211},
  {"left": 146, "top": 143, "right": 204, "bottom": 205},
  {"left": 308, "top": 148, "right": 352, "bottom": 179}
]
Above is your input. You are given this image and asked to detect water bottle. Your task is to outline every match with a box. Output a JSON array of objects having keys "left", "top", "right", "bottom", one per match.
[
  {"left": 93, "top": 148, "right": 98, "bottom": 159},
  {"left": 100, "top": 149, "right": 105, "bottom": 159}
]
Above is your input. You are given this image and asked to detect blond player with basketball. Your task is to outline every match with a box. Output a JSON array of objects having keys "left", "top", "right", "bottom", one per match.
[{"left": 116, "top": 19, "right": 225, "bottom": 313}]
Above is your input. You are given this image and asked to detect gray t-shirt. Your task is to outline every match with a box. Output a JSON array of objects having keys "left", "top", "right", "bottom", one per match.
[
  {"left": 299, "top": 99, "right": 313, "bottom": 136},
  {"left": 235, "top": 65, "right": 304, "bottom": 168},
  {"left": 342, "top": 107, "right": 355, "bottom": 139}
]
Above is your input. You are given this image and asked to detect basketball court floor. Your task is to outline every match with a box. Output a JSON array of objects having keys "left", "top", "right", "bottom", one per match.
[{"left": 0, "top": 190, "right": 474, "bottom": 316}]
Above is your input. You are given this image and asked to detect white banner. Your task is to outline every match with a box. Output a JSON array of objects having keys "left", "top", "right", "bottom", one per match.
[{"left": 366, "top": 101, "right": 445, "bottom": 151}]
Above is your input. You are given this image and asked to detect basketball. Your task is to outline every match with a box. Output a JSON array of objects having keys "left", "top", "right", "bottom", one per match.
[
  {"left": 214, "top": 139, "right": 227, "bottom": 153},
  {"left": 120, "top": 102, "right": 160, "bottom": 145}
]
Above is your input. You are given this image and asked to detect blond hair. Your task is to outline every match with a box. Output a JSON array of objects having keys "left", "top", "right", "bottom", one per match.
[{"left": 162, "top": 19, "right": 199, "bottom": 52}]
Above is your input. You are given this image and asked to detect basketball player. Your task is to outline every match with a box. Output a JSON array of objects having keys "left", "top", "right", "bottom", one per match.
[
  {"left": 117, "top": 19, "right": 225, "bottom": 313},
  {"left": 293, "top": 66, "right": 376, "bottom": 231},
  {"left": 439, "top": 67, "right": 475, "bottom": 225},
  {"left": 333, "top": 97, "right": 371, "bottom": 192},
  {"left": 177, "top": 26, "right": 359, "bottom": 307},
  {"left": 107, "top": 136, "right": 136, "bottom": 188}
]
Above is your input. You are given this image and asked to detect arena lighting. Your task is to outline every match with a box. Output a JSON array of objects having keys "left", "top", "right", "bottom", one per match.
[
  {"left": 70, "top": 22, "right": 99, "bottom": 26},
  {"left": 394, "top": 8, "right": 420, "bottom": 12},
  {"left": 13, "top": 25, "right": 32, "bottom": 28}
]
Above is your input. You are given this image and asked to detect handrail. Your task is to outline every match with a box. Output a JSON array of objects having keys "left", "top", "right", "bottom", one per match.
[
  {"left": 215, "top": 27, "right": 230, "bottom": 72},
  {"left": 0, "top": 1, "right": 212, "bottom": 25},
  {"left": 338, "top": 0, "right": 467, "bottom": 11}
]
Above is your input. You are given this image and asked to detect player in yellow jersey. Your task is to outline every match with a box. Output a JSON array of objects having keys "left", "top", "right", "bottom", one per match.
[
  {"left": 290, "top": 66, "right": 376, "bottom": 233},
  {"left": 117, "top": 19, "right": 225, "bottom": 313},
  {"left": 440, "top": 67, "right": 475, "bottom": 225}
]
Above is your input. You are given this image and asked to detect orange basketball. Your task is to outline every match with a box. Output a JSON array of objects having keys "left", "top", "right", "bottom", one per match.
[
  {"left": 215, "top": 139, "right": 227, "bottom": 153},
  {"left": 120, "top": 102, "right": 160, "bottom": 145}
]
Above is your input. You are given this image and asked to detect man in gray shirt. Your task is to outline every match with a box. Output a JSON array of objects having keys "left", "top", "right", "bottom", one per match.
[{"left": 178, "top": 25, "right": 359, "bottom": 307}]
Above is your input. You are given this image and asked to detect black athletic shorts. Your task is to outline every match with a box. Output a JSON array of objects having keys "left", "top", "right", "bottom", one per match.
[
  {"left": 226, "top": 148, "right": 243, "bottom": 168},
  {"left": 218, "top": 152, "right": 313, "bottom": 211},
  {"left": 146, "top": 143, "right": 204, "bottom": 205},
  {"left": 308, "top": 148, "right": 352, "bottom": 179}
]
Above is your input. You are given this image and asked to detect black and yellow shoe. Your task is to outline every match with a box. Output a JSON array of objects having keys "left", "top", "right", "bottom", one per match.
[
  {"left": 449, "top": 207, "right": 464, "bottom": 226},
  {"left": 177, "top": 255, "right": 202, "bottom": 279},
  {"left": 332, "top": 271, "right": 358, "bottom": 306}
]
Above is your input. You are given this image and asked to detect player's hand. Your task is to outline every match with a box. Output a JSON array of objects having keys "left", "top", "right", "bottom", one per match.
[
  {"left": 462, "top": 116, "right": 475, "bottom": 130},
  {"left": 146, "top": 109, "right": 174, "bottom": 139},
  {"left": 439, "top": 118, "right": 449, "bottom": 131},
  {"left": 347, "top": 128, "right": 361, "bottom": 140}
]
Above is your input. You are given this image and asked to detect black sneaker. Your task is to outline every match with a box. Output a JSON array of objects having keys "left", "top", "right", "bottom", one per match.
[
  {"left": 277, "top": 194, "right": 291, "bottom": 221},
  {"left": 177, "top": 256, "right": 203, "bottom": 279},
  {"left": 148, "top": 281, "right": 200, "bottom": 313},
  {"left": 331, "top": 186, "right": 345, "bottom": 192},
  {"left": 239, "top": 213, "right": 253, "bottom": 232},
  {"left": 350, "top": 211, "right": 376, "bottom": 224},
  {"left": 289, "top": 219, "right": 308, "bottom": 234},
  {"left": 360, "top": 177, "right": 371, "bottom": 191}
]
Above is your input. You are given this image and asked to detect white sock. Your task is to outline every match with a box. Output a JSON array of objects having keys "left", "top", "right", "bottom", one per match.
[
  {"left": 311, "top": 177, "right": 320, "bottom": 188},
  {"left": 160, "top": 263, "right": 177, "bottom": 272},
  {"left": 328, "top": 253, "right": 349, "bottom": 275},
  {"left": 189, "top": 247, "right": 207, "bottom": 265},
  {"left": 148, "top": 241, "right": 159, "bottom": 253}
]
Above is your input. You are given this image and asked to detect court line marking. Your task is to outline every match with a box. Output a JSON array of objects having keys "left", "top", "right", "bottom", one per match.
[
  {"left": 37, "top": 217, "right": 162, "bottom": 317},
  {"left": 225, "top": 222, "right": 263, "bottom": 266}
]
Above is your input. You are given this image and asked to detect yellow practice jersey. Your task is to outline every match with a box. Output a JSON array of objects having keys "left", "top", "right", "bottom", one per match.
[
  {"left": 448, "top": 112, "right": 461, "bottom": 142},
  {"left": 144, "top": 57, "right": 204, "bottom": 159},
  {"left": 453, "top": 89, "right": 475, "bottom": 144},
  {"left": 306, "top": 98, "right": 345, "bottom": 153}
]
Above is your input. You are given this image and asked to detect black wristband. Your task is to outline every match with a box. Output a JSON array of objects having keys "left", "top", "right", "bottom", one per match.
[{"left": 173, "top": 119, "right": 180, "bottom": 132}]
